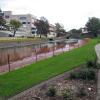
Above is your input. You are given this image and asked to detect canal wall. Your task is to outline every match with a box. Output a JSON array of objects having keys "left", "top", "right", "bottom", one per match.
[
  {"left": 0, "top": 46, "right": 32, "bottom": 65},
  {"left": 0, "top": 38, "right": 81, "bottom": 66},
  {"left": 0, "top": 42, "right": 65, "bottom": 66},
  {"left": 0, "top": 40, "right": 47, "bottom": 66}
]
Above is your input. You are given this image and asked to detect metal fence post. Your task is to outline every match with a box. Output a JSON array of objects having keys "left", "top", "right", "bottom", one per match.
[
  {"left": 53, "top": 43, "right": 55, "bottom": 56},
  {"left": 35, "top": 49, "right": 38, "bottom": 62},
  {"left": 7, "top": 54, "right": 10, "bottom": 72}
]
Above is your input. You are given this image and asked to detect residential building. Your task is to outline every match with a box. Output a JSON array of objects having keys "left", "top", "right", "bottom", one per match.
[
  {"left": 3, "top": 11, "right": 37, "bottom": 36},
  {"left": 0, "top": 9, "right": 4, "bottom": 17},
  {"left": 81, "top": 28, "right": 88, "bottom": 34},
  {"left": 81, "top": 27, "right": 93, "bottom": 38},
  {"left": 47, "top": 24, "right": 57, "bottom": 38}
]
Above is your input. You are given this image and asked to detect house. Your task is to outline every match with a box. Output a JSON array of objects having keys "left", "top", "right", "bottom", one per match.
[
  {"left": 81, "top": 28, "right": 94, "bottom": 38},
  {"left": 81, "top": 28, "right": 88, "bottom": 34},
  {"left": 47, "top": 24, "right": 57, "bottom": 39}
]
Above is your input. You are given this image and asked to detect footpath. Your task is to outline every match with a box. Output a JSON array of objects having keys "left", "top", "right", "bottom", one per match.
[{"left": 95, "top": 44, "right": 100, "bottom": 100}]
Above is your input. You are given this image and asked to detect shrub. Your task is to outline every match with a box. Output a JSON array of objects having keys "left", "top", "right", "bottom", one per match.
[
  {"left": 86, "top": 69, "right": 96, "bottom": 80},
  {"left": 62, "top": 89, "right": 73, "bottom": 100},
  {"left": 70, "top": 71, "right": 80, "bottom": 79},
  {"left": 86, "top": 59, "right": 99, "bottom": 69},
  {"left": 79, "top": 69, "right": 87, "bottom": 80},
  {"left": 86, "top": 60, "right": 95, "bottom": 67},
  {"left": 80, "top": 68, "right": 96, "bottom": 80},
  {"left": 77, "top": 87, "right": 87, "bottom": 97},
  {"left": 70, "top": 68, "right": 96, "bottom": 80},
  {"left": 46, "top": 87, "right": 56, "bottom": 97},
  {"left": 96, "top": 63, "right": 100, "bottom": 69}
]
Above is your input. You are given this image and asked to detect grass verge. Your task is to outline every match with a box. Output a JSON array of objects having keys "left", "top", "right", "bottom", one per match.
[
  {"left": 0, "top": 37, "right": 47, "bottom": 43},
  {"left": 0, "top": 39, "right": 99, "bottom": 98}
]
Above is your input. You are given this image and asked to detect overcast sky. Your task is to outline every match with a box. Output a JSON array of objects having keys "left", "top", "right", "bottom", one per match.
[{"left": 1, "top": 0, "right": 100, "bottom": 31}]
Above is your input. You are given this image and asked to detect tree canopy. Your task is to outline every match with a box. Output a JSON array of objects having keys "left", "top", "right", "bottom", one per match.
[
  {"left": 86, "top": 17, "right": 100, "bottom": 37},
  {"left": 34, "top": 17, "right": 49, "bottom": 38},
  {"left": 69, "top": 28, "right": 82, "bottom": 39},
  {"left": 55, "top": 23, "right": 66, "bottom": 37},
  {"left": 10, "top": 20, "right": 22, "bottom": 36},
  {"left": 0, "top": 9, "right": 6, "bottom": 26},
  {"left": 0, "top": 18, "right": 6, "bottom": 26},
  {"left": 69, "top": 28, "right": 82, "bottom": 34}
]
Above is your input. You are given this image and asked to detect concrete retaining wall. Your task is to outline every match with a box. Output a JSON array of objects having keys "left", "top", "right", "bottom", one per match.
[{"left": 0, "top": 46, "right": 32, "bottom": 65}]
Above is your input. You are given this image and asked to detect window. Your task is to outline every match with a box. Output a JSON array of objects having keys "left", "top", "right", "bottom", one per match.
[
  {"left": 28, "top": 22, "right": 30, "bottom": 24},
  {"left": 31, "top": 28, "right": 36, "bottom": 30},
  {"left": 20, "top": 17, "right": 26, "bottom": 20},
  {"left": 5, "top": 15, "right": 9, "bottom": 19},
  {"left": 32, "top": 31, "right": 35, "bottom": 34},
  {"left": 22, "top": 22, "right": 26, "bottom": 24}
]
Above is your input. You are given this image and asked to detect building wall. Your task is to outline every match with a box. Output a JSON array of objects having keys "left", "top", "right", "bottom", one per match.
[
  {"left": 3, "top": 11, "right": 12, "bottom": 23},
  {"left": 3, "top": 11, "right": 37, "bottom": 36},
  {"left": 12, "top": 14, "right": 32, "bottom": 33},
  {"left": 48, "top": 24, "right": 57, "bottom": 38}
]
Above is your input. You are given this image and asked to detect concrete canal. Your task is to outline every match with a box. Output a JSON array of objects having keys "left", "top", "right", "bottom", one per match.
[{"left": 0, "top": 39, "right": 79, "bottom": 66}]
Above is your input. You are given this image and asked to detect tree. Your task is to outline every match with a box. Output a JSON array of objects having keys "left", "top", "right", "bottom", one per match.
[
  {"left": 86, "top": 17, "right": 100, "bottom": 37},
  {"left": 55, "top": 23, "right": 66, "bottom": 37},
  {"left": 69, "top": 28, "right": 82, "bottom": 39},
  {"left": 55, "top": 23, "right": 63, "bottom": 32},
  {"left": 69, "top": 28, "right": 82, "bottom": 34},
  {"left": 10, "top": 20, "right": 22, "bottom": 37},
  {"left": 0, "top": 9, "right": 6, "bottom": 27},
  {"left": 34, "top": 19, "right": 41, "bottom": 37},
  {"left": 0, "top": 17, "right": 6, "bottom": 26},
  {"left": 34, "top": 17, "right": 49, "bottom": 38},
  {"left": 40, "top": 17, "right": 49, "bottom": 37}
]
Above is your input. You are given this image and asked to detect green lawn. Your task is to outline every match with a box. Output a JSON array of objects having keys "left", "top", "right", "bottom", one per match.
[{"left": 0, "top": 39, "right": 99, "bottom": 98}]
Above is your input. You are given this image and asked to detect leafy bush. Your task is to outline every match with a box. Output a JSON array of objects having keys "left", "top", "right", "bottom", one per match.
[
  {"left": 77, "top": 87, "right": 87, "bottom": 97},
  {"left": 70, "top": 68, "right": 96, "bottom": 80},
  {"left": 79, "top": 69, "right": 87, "bottom": 80},
  {"left": 80, "top": 68, "right": 95, "bottom": 80},
  {"left": 86, "top": 60, "right": 96, "bottom": 68},
  {"left": 87, "top": 69, "right": 96, "bottom": 80},
  {"left": 46, "top": 87, "right": 56, "bottom": 97},
  {"left": 70, "top": 71, "right": 80, "bottom": 79},
  {"left": 86, "top": 59, "right": 100, "bottom": 69},
  {"left": 62, "top": 89, "right": 73, "bottom": 100},
  {"left": 96, "top": 63, "right": 100, "bottom": 69}
]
